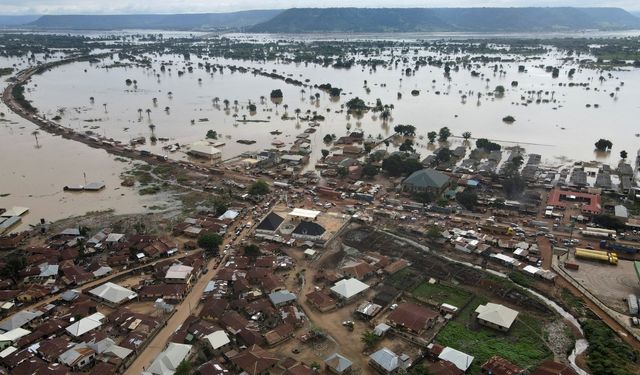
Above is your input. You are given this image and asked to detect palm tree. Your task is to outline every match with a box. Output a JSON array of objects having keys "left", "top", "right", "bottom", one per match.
[
  {"left": 152, "top": 97, "right": 158, "bottom": 106},
  {"left": 223, "top": 99, "right": 230, "bottom": 110},
  {"left": 213, "top": 97, "right": 220, "bottom": 105},
  {"left": 148, "top": 124, "right": 156, "bottom": 136},
  {"left": 137, "top": 108, "right": 143, "bottom": 119},
  {"left": 294, "top": 108, "right": 301, "bottom": 119},
  {"left": 103, "top": 103, "right": 107, "bottom": 113},
  {"left": 165, "top": 106, "right": 170, "bottom": 113},
  {"left": 89, "top": 96, "right": 94, "bottom": 104},
  {"left": 146, "top": 109, "right": 151, "bottom": 119},
  {"left": 259, "top": 95, "right": 265, "bottom": 104},
  {"left": 31, "top": 130, "right": 40, "bottom": 148}
]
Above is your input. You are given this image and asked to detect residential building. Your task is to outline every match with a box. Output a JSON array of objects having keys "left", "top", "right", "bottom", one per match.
[
  {"left": 387, "top": 303, "right": 439, "bottom": 334},
  {"left": 474, "top": 303, "right": 519, "bottom": 332},
  {"left": 325, "top": 353, "right": 353, "bottom": 375}
]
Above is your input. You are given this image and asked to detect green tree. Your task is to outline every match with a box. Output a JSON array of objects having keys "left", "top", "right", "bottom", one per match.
[
  {"left": 427, "top": 131, "right": 437, "bottom": 143},
  {"left": 337, "top": 166, "right": 348, "bottom": 178},
  {"left": 0, "top": 254, "right": 26, "bottom": 284},
  {"left": 462, "top": 131, "right": 472, "bottom": 140},
  {"left": 270, "top": 89, "right": 283, "bottom": 99},
  {"left": 323, "top": 134, "right": 333, "bottom": 143},
  {"left": 456, "top": 190, "right": 478, "bottom": 210},
  {"left": 426, "top": 226, "right": 441, "bottom": 239},
  {"left": 206, "top": 130, "right": 218, "bottom": 139},
  {"left": 594, "top": 139, "right": 613, "bottom": 152},
  {"left": 244, "top": 244, "right": 260, "bottom": 258},
  {"left": 345, "top": 97, "right": 367, "bottom": 112},
  {"left": 362, "top": 163, "right": 378, "bottom": 178},
  {"left": 360, "top": 330, "right": 379, "bottom": 348},
  {"left": 436, "top": 148, "right": 452, "bottom": 162},
  {"left": 399, "top": 139, "right": 415, "bottom": 153},
  {"left": 321, "top": 149, "right": 330, "bottom": 158},
  {"left": 175, "top": 360, "right": 192, "bottom": 375},
  {"left": 438, "top": 127, "right": 451, "bottom": 142},
  {"left": 393, "top": 124, "right": 416, "bottom": 136},
  {"left": 382, "top": 155, "right": 422, "bottom": 177},
  {"left": 198, "top": 233, "right": 223, "bottom": 255},
  {"left": 620, "top": 150, "right": 628, "bottom": 159},
  {"left": 249, "top": 180, "right": 270, "bottom": 196},
  {"left": 476, "top": 138, "right": 501, "bottom": 152}
]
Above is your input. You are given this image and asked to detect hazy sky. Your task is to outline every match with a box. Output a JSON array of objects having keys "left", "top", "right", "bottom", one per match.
[{"left": 1, "top": 0, "right": 639, "bottom": 15}]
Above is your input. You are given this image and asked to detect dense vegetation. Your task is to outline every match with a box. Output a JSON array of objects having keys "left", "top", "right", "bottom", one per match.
[{"left": 582, "top": 319, "right": 639, "bottom": 375}]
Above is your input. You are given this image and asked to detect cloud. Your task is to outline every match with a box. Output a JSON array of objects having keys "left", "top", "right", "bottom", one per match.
[{"left": 0, "top": 0, "right": 638, "bottom": 15}]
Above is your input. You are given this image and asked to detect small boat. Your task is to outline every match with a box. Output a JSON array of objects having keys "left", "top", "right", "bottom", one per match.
[{"left": 270, "top": 130, "right": 282, "bottom": 135}]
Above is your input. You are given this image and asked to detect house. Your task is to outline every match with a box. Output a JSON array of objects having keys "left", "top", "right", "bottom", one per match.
[
  {"left": 198, "top": 360, "right": 230, "bottom": 375},
  {"left": 17, "top": 284, "right": 49, "bottom": 303},
  {"left": 139, "top": 284, "right": 187, "bottom": 303},
  {"left": 255, "top": 213, "right": 285, "bottom": 235},
  {"left": 305, "top": 290, "right": 336, "bottom": 312},
  {"left": 204, "top": 330, "right": 231, "bottom": 352},
  {"left": 0, "top": 310, "right": 43, "bottom": 332},
  {"left": 165, "top": 264, "right": 195, "bottom": 285},
  {"left": 292, "top": 221, "right": 326, "bottom": 241},
  {"left": 369, "top": 347, "right": 410, "bottom": 374},
  {"left": 325, "top": 353, "right": 353, "bottom": 375},
  {"left": 264, "top": 323, "right": 295, "bottom": 347},
  {"left": 355, "top": 301, "right": 383, "bottom": 320},
  {"left": 330, "top": 278, "right": 370, "bottom": 302},
  {"left": 0, "top": 328, "right": 30, "bottom": 350},
  {"left": 474, "top": 303, "right": 519, "bottom": 332},
  {"left": 230, "top": 344, "right": 279, "bottom": 375},
  {"left": 268, "top": 290, "right": 297, "bottom": 307},
  {"left": 341, "top": 261, "right": 374, "bottom": 280},
  {"left": 58, "top": 343, "right": 95, "bottom": 369},
  {"left": 65, "top": 312, "right": 105, "bottom": 337},
  {"left": 401, "top": 169, "right": 450, "bottom": 195},
  {"left": 148, "top": 342, "right": 192, "bottom": 375},
  {"left": 438, "top": 347, "right": 474, "bottom": 372},
  {"left": 387, "top": 303, "right": 439, "bottom": 334},
  {"left": 481, "top": 356, "right": 525, "bottom": 375},
  {"left": 188, "top": 142, "right": 222, "bottom": 161},
  {"left": 88, "top": 282, "right": 137, "bottom": 307},
  {"left": 530, "top": 360, "right": 579, "bottom": 375}
]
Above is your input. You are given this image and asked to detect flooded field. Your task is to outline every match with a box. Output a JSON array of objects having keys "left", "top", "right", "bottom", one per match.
[
  {"left": 0, "top": 96, "right": 159, "bottom": 231},
  {"left": 22, "top": 44, "right": 640, "bottom": 168}
]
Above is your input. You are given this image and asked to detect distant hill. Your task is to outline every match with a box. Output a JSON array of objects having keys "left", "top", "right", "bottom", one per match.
[
  {"left": 26, "top": 10, "right": 283, "bottom": 30},
  {"left": 0, "top": 15, "right": 40, "bottom": 27},
  {"left": 249, "top": 7, "right": 640, "bottom": 33}
]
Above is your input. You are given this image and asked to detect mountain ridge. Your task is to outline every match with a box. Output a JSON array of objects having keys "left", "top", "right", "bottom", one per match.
[
  {"left": 26, "top": 10, "right": 283, "bottom": 30},
  {"left": 4, "top": 7, "right": 640, "bottom": 32},
  {"left": 249, "top": 7, "right": 640, "bottom": 33}
]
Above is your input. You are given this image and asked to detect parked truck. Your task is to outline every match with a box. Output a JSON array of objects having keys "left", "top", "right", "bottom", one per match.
[
  {"left": 575, "top": 248, "right": 618, "bottom": 265},
  {"left": 599, "top": 240, "right": 639, "bottom": 255},
  {"left": 581, "top": 230, "right": 616, "bottom": 239}
]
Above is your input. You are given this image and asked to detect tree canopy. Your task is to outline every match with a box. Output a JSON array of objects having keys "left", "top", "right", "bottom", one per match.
[
  {"left": 249, "top": 179, "right": 270, "bottom": 196},
  {"left": 270, "top": 89, "right": 283, "bottom": 99},
  {"left": 595, "top": 138, "right": 613, "bottom": 152},
  {"left": 394, "top": 124, "right": 416, "bottom": 136},
  {"left": 198, "top": 233, "right": 223, "bottom": 255},
  {"left": 346, "top": 97, "right": 367, "bottom": 112},
  {"left": 438, "top": 127, "right": 451, "bottom": 142},
  {"left": 381, "top": 154, "right": 422, "bottom": 177},
  {"left": 476, "top": 138, "right": 501, "bottom": 152}
]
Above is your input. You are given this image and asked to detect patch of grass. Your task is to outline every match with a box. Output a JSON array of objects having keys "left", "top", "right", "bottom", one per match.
[
  {"left": 114, "top": 157, "right": 130, "bottom": 163},
  {"left": 436, "top": 297, "right": 552, "bottom": 373},
  {"left": 153, "top": 164, "right": 174, "bottom": 178},
  {"left": 139, "top": 185, "right": 161, "bottom": 195},
  {"left": 508, "top": 271, "right": 532, "bottom": 288},
  {"left": 412, "top": 281, "right": 472, "bottom": 307},
  {"left": 385, "top": 267, "right": 418, "bottom": 290}
]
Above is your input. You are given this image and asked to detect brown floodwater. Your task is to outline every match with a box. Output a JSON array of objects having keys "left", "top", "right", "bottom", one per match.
[{"left": 23, "top": 47, "right": 640, "bottom": 170}]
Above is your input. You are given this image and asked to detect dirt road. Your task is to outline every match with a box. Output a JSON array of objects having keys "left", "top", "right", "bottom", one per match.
[{"left": 123, "top": 218, "right": 252, "bottom": 374}]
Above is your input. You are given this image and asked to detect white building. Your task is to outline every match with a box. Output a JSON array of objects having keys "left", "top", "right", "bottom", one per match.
[
  {"left": 474, "top": 302, "right": 519, "bottom": 331},
  {"left": 330, "top": 278, "right": 369, "bottom": 301}
]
